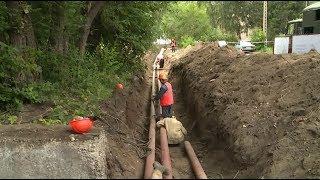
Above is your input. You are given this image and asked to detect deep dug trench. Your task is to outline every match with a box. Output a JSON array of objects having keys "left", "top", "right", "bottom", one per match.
[
  {"left": 169, "top": 45, "right": 251, "bottom": 179},
  {"left": 171, "top": 58, "right": 253, "bottom": 179},
  {"left": 170, "top": 43, "right": 320, "bottom": 179}
]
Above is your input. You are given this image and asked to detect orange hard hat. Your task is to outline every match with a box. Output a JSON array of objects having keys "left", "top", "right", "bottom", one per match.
[
  {"left": 159, "top": 73, "right": 168, "bottom": 80},
  {"left": 116, "top": 83, "right": 124, "bottom": 90},
  {"left": 69, "top": 117, "right": 93, "bottom": 134}
]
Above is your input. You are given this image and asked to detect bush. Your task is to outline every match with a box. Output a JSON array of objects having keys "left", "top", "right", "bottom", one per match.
[
  {"left": 0, "top": 43, "right": 42, "bottom": 111},
  {"left": 198, "top": 28, "right": 238, "bottom": 43},
  {"left": 257, "top": 45, "right": 273, "bottom": 53},
  {"left": 251, "top": 28, "right": 266, "bottom": 42},
  {"left": 180, "top": 35, "right": 195, "bottom": 48},
  {"left": 0, "top": 42, "right": 133, "bottom": 125},
  {"left": 249, "top": 28, "right": 268, "bottom": 51},
  {"left": 37, "top": 45, "right": 130, "bottom": 123}
]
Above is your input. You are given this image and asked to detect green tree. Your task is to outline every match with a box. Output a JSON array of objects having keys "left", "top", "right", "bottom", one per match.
[
  {"left": 268, "top": 1, "right": 305, "bottom": 40},
  {"left": 207, "top": 1, "right": 305, "bottom": 40},
  {"left": 160, "top": 2, "right": 214, "bottom": 43},
  {"left": 207, "top": 1, "right": 262, "bottom": 39},
  {"left": 0, "top": 1, "right": 169, "bottom": 123}
]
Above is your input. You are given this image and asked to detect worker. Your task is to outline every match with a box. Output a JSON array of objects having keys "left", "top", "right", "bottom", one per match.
[
  {"left": 156, "top": 53, "right": 165, "bottom": 69},
  {"left": 152, "top": 72, "right": 174, "bottom": 118},
  {"left": 170, "top": 39, "right": 176, "bottom": 53}
]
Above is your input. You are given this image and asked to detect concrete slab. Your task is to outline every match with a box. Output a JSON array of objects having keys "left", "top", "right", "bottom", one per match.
[{"left": 0, "top": 124, "right": 108, "bottom": 178}]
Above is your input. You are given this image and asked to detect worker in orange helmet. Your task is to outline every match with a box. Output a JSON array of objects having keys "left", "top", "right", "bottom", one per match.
[
  {"left": 152, "top": 72, "right": 174, "bottom": 119},
  {"left": 170, "top": 38, "right": 176, "bottom": 53}
]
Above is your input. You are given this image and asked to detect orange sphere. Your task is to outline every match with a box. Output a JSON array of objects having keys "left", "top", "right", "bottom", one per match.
[
  {"left": 69, "top": 117, "right": 93, "bottom": 134},
  {"left": 116, "top": 83, "right": 124, "bottom": 89}
]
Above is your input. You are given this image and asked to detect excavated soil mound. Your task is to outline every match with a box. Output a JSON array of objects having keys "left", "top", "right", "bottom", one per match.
[
  {"left": 95, "top": 52, "right": 154, "bottom": 178},
  {"left": 172, "top": 43, "right": 320, "bottom": 178}
]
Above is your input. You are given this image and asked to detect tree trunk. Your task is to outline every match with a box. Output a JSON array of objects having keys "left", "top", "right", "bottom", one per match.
[
  {"left": 53, "top": 2, "right": 67, "bottom": 53},
  {"left": 6, "top": 1, "right": 23, "bottom": 47},
  {"left": 78, "top": 1, "right": 105, "bottom": 55},
  {"left": 6, "top": 1, "right": 36, "bottom": 49}
]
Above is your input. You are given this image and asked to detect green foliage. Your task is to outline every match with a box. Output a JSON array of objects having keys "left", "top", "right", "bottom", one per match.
[
  {"left": 207, "top": 1, "right": 305, "bottom": 40},
  {"left": 20, "top": 82, "right": 54, "bottom": 103},
  {"left": 0, "top": 114, "right": 18, "bottom": 125},
  {"left": 8, "top": 115, "right": 17, "bottom": 125},
  {"left": 30, "top": 1, "right": 85, "bottom": 48},
  {"left": 180, "top": 35, "right": 195, "bottom": 48},
  {"left": 160, "top": 2, "right": 213, "bottom": 42},
  {"left": 37, "top": 118, "right": 63, "bottom": 126},
  {"left": 0, "top": 41, "right": 129, "bottom": 123},
  {"left": 268, "top": 1, "right": 305, "bottom": 40},
  {"left": 0, "top": 42, "right": 42, "bottom": 110},
  {"left": 100, "top": 1, "right": 166, "bottom": 73},
  {"left": 251, "top": 28, "right": 266, "bottom": 42},
  {"left": 207, "top": 1, "right": 263, "bottom": 39},
  {"left": 250, "top": 28, "right": 267, "bottom": 51},
  {"left": 257, "top": 45, "right": 273, "bottom": 53},
  {"left": 35, "top": 46, "right": 128, "bottom": 123},
  {"left": 160, "top": 2, "right": 236, "bottom": 43},
  {"left": 0, "top": 2, "right": 9, "bottom": 43},
  {"left": 0, "top": 1, "right": 166, "bottom": 125}
]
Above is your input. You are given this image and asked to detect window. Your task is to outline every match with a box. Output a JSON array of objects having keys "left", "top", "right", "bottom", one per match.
[
  {"left": 316, "top": 9, "right": 320, "bottom": 20},
  {"left": 297, "top": 27, "right": 303, "bottom": 35},
  {"left": 304, "top": 27, "right": 314, "bottom": 34}
]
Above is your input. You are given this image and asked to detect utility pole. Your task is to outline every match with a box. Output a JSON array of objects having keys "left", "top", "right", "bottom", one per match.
[{"left": 263, "top": 1, "right": 268, "bottom": 46}]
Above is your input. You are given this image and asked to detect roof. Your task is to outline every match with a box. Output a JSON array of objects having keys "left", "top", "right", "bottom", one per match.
[
  {"left": 288, "top": 19, "right": 303, "bottom": 23},
  {"left": 303, "top": 2, "right": 320, "bottom": 12}
]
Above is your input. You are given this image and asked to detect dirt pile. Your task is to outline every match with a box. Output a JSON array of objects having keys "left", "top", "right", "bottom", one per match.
[
  {"left": 172, "top": 42, "right": 320, "bottom": 178},
  {"left": 94, "top": 51, "right": 154, "bottom": 178}
]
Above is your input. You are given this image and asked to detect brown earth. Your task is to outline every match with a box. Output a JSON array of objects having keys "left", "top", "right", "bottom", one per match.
[
  {"left": 170, "top": 42, "right": 320, "bottom": 178},
  {"left": 93, "top": 51, "right": 155, "bottom": 178}
]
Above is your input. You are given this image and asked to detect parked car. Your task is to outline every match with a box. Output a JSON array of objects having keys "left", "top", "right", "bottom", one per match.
[{"left": 235, "top": 40, "right": 256, "bottom": 52}]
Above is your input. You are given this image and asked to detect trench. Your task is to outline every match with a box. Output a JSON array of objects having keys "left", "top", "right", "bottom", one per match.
[
  {"left": 152, "top": 48, "right": 256, "bottom": 179},
  {"left": 169, "top": 70, "right": 242, "bottom": 179}
]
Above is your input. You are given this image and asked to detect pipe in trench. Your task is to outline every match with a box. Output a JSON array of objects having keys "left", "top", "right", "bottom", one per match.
[
  {"left": 160, "top": 126, "right": 173, "bottom": 179},
  {"left": 184, "top": 141, "right": 208, "bottom": 179},
  {"left": 145, "top": 47, "right": 173, "bottom": 179},
  {"left": 157, "top": 48, "right": 173, "bottom": 179},
  {"left": 144, "top": 53, "right": 159, "bottom": 179}
]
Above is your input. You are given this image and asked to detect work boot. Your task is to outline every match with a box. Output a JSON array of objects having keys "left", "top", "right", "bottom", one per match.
[
  {"left": 151, "top": 161, "right": 168, "bottom": 179},
  {"left": 153, "top": 161, "right": 168, "bottom": 175}
]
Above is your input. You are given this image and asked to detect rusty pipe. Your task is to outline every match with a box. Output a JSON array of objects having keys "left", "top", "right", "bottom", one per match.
[
  {"left": 144, "top": 101, "right": 156, "bottom": 179},
  {"left": 160, "top": 126, "right": 173, "bottom": 179},
  {"left": 157, "top": 70, "right": 162, "bottom": 116},
  {"left": 156, "top": 48, "right": 173, "bottom": 179},
  {"left": 184, "top": 141, "right": 207, "bottom": 179},
  {"left": 144, "top": 51, "right": 161, "bottom": 179}
]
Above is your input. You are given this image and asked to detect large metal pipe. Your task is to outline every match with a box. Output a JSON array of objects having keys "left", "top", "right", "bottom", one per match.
[
  {"left": 160, "top": 126, "right": 173, "bottom": 179},
  {"left": 144, "top": 101, "right": 156, "bottom": 179},
  {"left": 144, "top": 53, "right": 160, "bottom": 179},
  {"left": 156, "top": 48, "right": 173, "bottom": 179},
  {"left": 184, "top": 141, "right": 207, "bottom": 179},
  {"left": 145, "top": 48, "right": 173, "bottom": 179}
]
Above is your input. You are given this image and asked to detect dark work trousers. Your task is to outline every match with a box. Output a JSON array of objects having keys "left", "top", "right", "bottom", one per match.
[
  {"left": 159, "top": 58, "right": 164, "bottom": 68},
  {"left": 161, "top": 105, "right": 173, "bottom": 118},
  {"left": 171, "top": 46, "right": 176, "bottom": 52}
]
